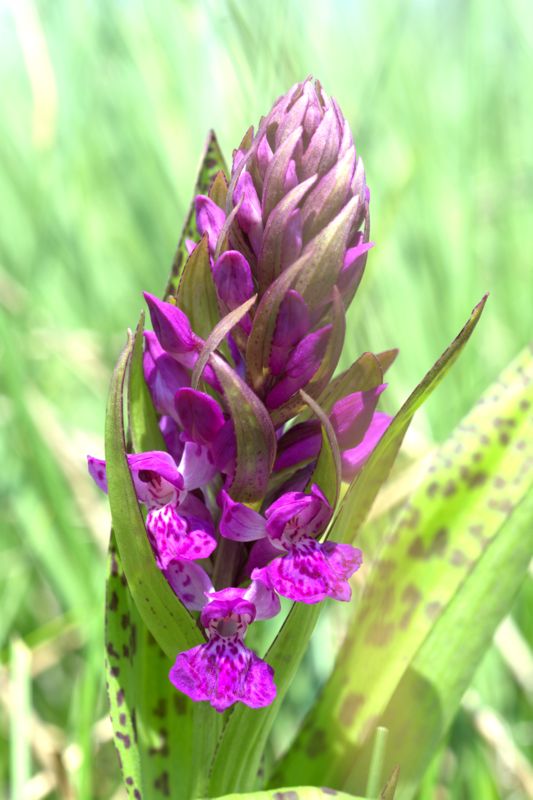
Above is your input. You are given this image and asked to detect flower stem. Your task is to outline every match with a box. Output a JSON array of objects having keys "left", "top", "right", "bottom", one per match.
[{"left": 212, "top": 536, "right": 241, "bottom": 589}]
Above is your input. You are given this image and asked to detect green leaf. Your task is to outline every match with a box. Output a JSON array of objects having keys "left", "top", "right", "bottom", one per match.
[
  {"left": 211, "top": 354, "right": 276, "bottom": 502},
  {"left": 301, "top": 390, "right": 341, "bottom": 507},
  {"left": 104, "top": 331, "right": 202, "bottom": 660},
  {"left": 191, "top": 295, "right": 257, "bottom": 389},
  {"left": 165, "top": 130, "right": 228, "bottom": 297},
  {"left": 272, "top": 343, "right": 532, "bottom": 794},
  {"left": 175, "top": 235, "right": 222, "bottom": 341},
  {"left": 332, "top": 295, "right": 487, "bottom": 543}
]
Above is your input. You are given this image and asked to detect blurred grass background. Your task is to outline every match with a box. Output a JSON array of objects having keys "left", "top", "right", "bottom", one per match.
[{"left": 0, "top": 0, "right": 531, "bottom": 797}]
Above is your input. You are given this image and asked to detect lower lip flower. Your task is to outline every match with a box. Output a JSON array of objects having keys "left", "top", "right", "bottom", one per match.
[{"left": 169, "top": 587, "right": 277, "bottom": 713}]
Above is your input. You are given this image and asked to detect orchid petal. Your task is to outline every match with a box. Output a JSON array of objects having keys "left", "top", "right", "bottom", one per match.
[
  {"left": 174, "top": 387, "right": 225, "bottom": 445},
  {"left": 144, "top": 292, "right": 197, "bottom": 356},
  {"left": 164, "top": 560, "right": 213, "bottom": 611},
  {"left": 195, "top": 195, "right": 226, "bottom": 254},
  {"left": 218, "top": 489, "right": 267, "bottom": 542},
  {"left": 340, "top": 411, "right": 392, "bottom": 481}
]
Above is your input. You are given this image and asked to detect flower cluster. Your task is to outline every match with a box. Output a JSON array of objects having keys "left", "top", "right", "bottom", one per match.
[{"left": 89, "top": 79, "right": 392, "bottom": 713}]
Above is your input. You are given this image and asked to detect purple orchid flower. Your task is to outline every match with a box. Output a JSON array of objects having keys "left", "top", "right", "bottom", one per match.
[
  {"left": 218, "top": 484, "right": 362, "bottom": 604},
  {"left": 169, "top": 587, "right": 277, "bottom": 712},
  {"left": 87, "top": 449, "right": 217, "bottom": 566}
]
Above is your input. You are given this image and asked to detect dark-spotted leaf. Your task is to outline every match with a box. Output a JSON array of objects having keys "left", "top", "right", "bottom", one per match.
[
  {"left": 272, "top": 343, "right": 532, "bottom": 793},
  {"left": 105, "top": 534, "right": 199, "bottom": 800},
  {"left": 166, "top": 130, "right": 228, "bottom": 296}
]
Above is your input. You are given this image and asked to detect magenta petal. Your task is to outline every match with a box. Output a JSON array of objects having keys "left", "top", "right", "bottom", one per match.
[
  {"left": 87, "top": 456, "right": 108, "bottom": 493},
  {"left": 234, "top": 171, "right": 263, "bottom": 255},
  {"left": 321, "top": 541, "right": 363, "bottom": 597},
  {"left": 341, "top": 411, "right": 392, "bottom": 481},
  {"left": 244, "top": 577, "right": 281, "bottom": 621},
  {"left": 178, "top": 441, "right": 217, "bottom": 490},
  {"left": 272, "top": 289, "right": 310, "bottom": 344},
  {"left": 218, "top": 489, "right": 267, "bottom": 542},
  {"left": 269, "top": 289, "right": 310, "bottom": 376},
  {"left": 201, "top": 590, "right": 255, "bottom": 628},
  {"left": 144, "top": 292, "right": 197, "bottom": 356},
  {"left": 274, "top": 420, "right": 322, "bottom": 471},
  {"left": 195, "top": 195, "right": 226, "bottom": 254},
  {"left": 175, "top": 388, "right": 225, "bottom": 445},
  {"left": 147, "top": 503, "right": 216, "bottom": 569},
  {"left": 88, "top": 451, "right": 183, "bottom": 506},
  {"left": 185, "top": 238, "right": 197, "bottom": 255},
  {"left": 127, "top": 452, "right": 183, "bottom": 507},
  {"left": 159, "top": 416, "right": 184, "bottom": 464},
  {"left": 143, "top": 331, "right": 190, "bottom": 418},
  {"left": 213, "top": 250, "right": 255, "bottom": 310},
  {"left": 165, "top": 560, "right": 213, "bottom": 610},
  {"left": 283, "top": 159, "right": 298, "bottom": 192},
  {"left": 253, "top": 536, "right": 361, "bottom": 604},
  {"left": 330, "top": 384, "right": 387, "bottom": 450},
  {"left": 266, "top": 325, "right": 331, "bottom": 409},
  {"left": 245, "top": 537, "right": 286, "bottom": 575},
  {"left": 211, "top": 419, "right": 236, "bottom": 475},
  {"left": 265, "top": 484, "right": 332, "bottom": 542},
  {"left": 256, "top": 133, "right": 273, "bottom": 178},
  {"left": 169, "top": 636, "right": 276, "bottom": 712}
]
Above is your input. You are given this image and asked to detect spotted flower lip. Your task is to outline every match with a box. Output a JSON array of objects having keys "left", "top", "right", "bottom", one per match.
[{"left": 169, "top": 587, "right": 277, "bottom": 712}]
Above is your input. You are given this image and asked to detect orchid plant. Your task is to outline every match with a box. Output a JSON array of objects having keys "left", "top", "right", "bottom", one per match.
[{"left": 89, "top": 79, "right": 533, "bottom": 800}]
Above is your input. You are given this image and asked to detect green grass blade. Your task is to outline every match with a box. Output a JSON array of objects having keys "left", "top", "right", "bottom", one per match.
[
  {"left": 273, "top": 344, "right": 532, "bottom": 791},
  {"left": 9, "top": 638, "right": 32, "bottom": 800}
]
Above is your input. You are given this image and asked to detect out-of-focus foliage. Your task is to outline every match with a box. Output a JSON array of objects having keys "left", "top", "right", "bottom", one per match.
[{"left": 0, "top": 1, "right": 531, "bottom": 799}]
